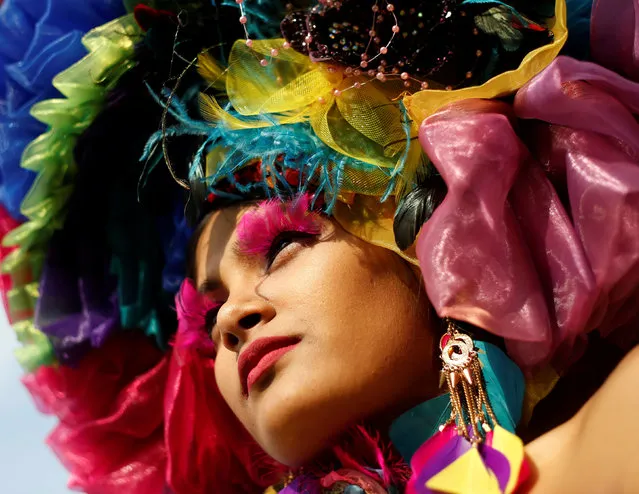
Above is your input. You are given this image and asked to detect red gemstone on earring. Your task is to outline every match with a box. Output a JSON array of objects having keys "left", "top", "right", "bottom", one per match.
[{"left": 440, "top": 333, "right": 451, "bottom": 350}]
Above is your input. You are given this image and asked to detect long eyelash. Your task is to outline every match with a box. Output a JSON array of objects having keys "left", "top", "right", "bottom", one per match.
[
  {"left": 174, "top": 278, "right": 220, "bottom": 354},
  {"left": 237, "top": 193, "right": 322, "bottom": 256},
  {"left": 265, "top": 230, "right": 317, "bottom": 269}
]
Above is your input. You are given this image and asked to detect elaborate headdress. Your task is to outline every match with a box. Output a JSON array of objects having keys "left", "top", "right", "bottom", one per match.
[{"left": 2, "top": 0, "right": 639, "bottom": 492}]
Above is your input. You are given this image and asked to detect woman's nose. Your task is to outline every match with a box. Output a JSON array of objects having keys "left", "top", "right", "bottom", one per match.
[{"left": 216, "top": 298, "right": 275, "bottom": 352}]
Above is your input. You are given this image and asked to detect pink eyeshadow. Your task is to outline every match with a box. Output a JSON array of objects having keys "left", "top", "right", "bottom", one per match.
[{"left": 237, "top": 193, "right": 322, "bottom": 256}]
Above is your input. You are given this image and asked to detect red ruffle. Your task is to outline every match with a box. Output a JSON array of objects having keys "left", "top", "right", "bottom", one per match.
[
  {"left": 23, "top": 324, "right": 286, "bottom": 493},
  {"left": 23, "top": 332, "right": 168, "bottom": 493},
  {"left": 0, "top": 204, "right": 29, "bottom": 322}
]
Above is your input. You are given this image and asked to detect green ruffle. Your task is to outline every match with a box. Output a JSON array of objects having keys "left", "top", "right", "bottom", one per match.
[{"left": 2, "top": 15, "right": 141, "bottom": 371}]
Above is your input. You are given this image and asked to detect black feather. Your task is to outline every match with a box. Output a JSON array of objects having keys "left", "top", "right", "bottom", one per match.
[{"left": 393, "top": 174, "right": 447, "bottom": 251}]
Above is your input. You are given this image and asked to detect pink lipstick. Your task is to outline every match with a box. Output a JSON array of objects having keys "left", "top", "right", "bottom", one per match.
[{"left": 238, "top": 336, "right": 300, "bottom": 395}]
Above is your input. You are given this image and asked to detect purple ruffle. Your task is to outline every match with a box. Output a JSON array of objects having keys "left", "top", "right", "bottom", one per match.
[{"left": 35, "top": 222, "right": 120, "bottom": 365}]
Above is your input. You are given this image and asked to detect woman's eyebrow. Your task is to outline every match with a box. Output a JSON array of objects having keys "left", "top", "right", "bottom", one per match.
[
  {"left": 197, "top": 278, "right": 222, "bottom": 293},
  {"left": 198, "top": 239, "right": 257, "bottom": 293},
  {"left": 231, "top": 237, "right": 252, "bottom": 259}
]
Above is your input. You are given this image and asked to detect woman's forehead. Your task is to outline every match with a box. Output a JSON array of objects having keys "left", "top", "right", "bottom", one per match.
[
  {"left": 194, "top": 204, "right": 261, "bottom": 286},
  {"left": 195, "top": 206, "right": 243, "bottom": 285}
]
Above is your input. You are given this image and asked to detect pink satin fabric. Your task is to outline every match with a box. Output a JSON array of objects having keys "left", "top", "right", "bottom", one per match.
[
  {"left": 416, "top": 0, "right": 639, "bottom": 368},
  {"left": 22, "top": 333, "right": 168, "bottom": 493},
  {"left": 0, "top": 205, "right": 27, "bottom": 322},
  {"left": 23, "top": 311, "right": 285, "bottom": 494}
]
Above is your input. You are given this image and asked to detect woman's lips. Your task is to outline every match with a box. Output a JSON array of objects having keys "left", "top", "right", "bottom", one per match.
[{"left": 238, "top": 336, "right": 300, "bottom": 396}]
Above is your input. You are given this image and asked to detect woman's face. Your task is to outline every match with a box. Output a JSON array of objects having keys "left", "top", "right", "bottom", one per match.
[{"left": 193, "top": 199, "right": 439, "bottom": 466}]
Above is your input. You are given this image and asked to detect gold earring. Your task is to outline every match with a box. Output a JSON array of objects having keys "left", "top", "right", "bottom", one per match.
[{"left": 439, "top": 319, "right": 498, "bottom": 444}]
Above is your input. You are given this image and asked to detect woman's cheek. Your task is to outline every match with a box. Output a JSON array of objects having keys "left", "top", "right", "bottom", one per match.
[{"left": 214, "top": 350, "right": 243, "bottom": 409}]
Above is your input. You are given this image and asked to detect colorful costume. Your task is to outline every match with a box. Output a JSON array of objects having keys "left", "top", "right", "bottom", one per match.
[{"left": 1, "top": 0, "right": 639, "bottom": 492}]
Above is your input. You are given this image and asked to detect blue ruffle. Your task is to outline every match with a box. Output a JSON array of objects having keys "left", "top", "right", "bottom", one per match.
[
  {"left": 0, "top": 0, "right": 124, "bottom": 220},
  {"left": 157, "top": 201, "right": 193, "bottom": 295}
]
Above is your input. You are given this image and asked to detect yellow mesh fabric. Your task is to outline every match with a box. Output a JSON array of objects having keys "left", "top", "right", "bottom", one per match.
[
  {"left": 199, "top": 39, "right": 419, "bottom": 185},
  {"left": 227, "top": 39, "right": 333, "bottom": 117}
]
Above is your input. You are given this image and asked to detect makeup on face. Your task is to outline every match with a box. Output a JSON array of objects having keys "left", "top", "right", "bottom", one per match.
[
  {"left": 238, "top": 335, "right": 302, "bottom": 395},
  {"left": 236, "top": 194, "right": 323, "bottom": 263},
  {"left": 181, "top": 194, "right": 323, "bottom": 352},
  {"left": 193, "top": 197, "right": 438, "bottom": 466}
]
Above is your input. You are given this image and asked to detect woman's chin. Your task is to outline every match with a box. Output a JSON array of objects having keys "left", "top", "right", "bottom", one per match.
[{"left": 249, "top": 374, "right": 354, "bottom": 467}]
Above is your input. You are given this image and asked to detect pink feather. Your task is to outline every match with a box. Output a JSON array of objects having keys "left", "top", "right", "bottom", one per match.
[{"left": 237, "top": 193, "right": 322, "bottom": 256}]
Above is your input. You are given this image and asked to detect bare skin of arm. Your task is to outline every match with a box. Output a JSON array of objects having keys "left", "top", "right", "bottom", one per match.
[{"left": 524, "top": 345, "right": 639, "bottom": 493}]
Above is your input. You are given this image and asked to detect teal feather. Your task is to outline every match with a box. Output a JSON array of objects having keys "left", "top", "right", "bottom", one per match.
[
  {"left": 476, "top": 341, "right": 525, "bottom": 432},
  {"left": 389, "top": 341, "right": 524, "bottom": 462},
  {"left": 141, "top": 87, "right": 403, "bottom": 214}
]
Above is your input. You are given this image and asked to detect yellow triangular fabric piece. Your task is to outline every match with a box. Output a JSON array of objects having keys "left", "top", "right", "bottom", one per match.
[
  {"left": 426, "top": 448, "right": 501, "bottom": 494},
  {"left": 492, "top": 425, "right": 525, "bottom": 494}
]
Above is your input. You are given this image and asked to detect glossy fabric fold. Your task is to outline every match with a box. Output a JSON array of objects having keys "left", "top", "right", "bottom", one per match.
[
  {"left": 0, "top": 0, "right": 124, "bottom": 219},
  {"left": 22, "top": 332, "right": 168, "bottom": 494},
  {"left": 590, "top": 0, "right": 639, "bottom": 80},
  {"left": 417, "top": 102, "right": 551, "bottom": 366},
  {"left": 515, "top": 55, "right": 639, "bottom": 348},
  {"left": 417, "top": 52, "right": 639, "bottom": 367},
  {"left": 1, "top": 15, "right": 139, "bottom": 370}
]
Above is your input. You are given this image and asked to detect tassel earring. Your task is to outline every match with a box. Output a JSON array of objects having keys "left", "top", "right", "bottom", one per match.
[
  {"left": 406, "top": 320, "right": 530, "bottom": 494},
  {"left": 438, "top": 320, "right": 498, "bottom": 444}
]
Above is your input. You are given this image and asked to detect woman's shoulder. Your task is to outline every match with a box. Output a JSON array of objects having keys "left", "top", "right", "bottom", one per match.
[{"left": 524, "top": 345, "right": 639, "bottom": 493}]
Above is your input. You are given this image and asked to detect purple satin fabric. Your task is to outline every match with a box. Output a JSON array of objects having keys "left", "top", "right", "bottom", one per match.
[
  {"left": 35, "top": 234, "right": 120, "bottom": 365},
  {"left": 416, "top": 3, "right": 639, "bottom": 367},
  {"left": 516, "top": 57, "right": 639, "bottom": 345},
  {"left": 417, "top": 102, "right": 557, "bottom": 367}
]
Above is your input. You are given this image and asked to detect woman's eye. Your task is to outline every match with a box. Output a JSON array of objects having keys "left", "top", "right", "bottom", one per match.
[{"left": 266, "top": 231, "right": 316, "bottom": 270}]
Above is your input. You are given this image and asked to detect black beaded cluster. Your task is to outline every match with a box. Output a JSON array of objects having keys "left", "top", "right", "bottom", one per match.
[{"left": 281, "top": 0, "right": 554, "bottom": 89}]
